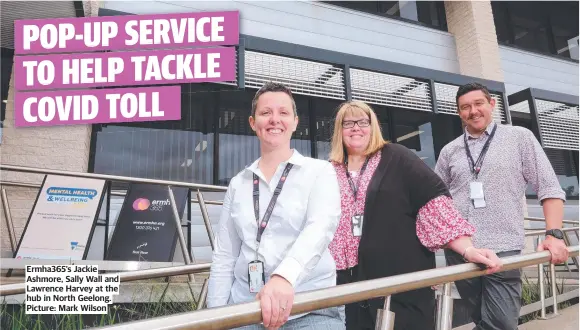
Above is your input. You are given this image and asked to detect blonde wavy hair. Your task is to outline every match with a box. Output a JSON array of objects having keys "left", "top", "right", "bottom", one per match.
[{"left": 328, "top": 101, "right": 389, "bottom": 163}]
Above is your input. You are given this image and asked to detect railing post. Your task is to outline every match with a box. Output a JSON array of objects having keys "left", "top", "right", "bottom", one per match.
[
  {"left": 196, "top": 190, "right": 214, "bottom": 310},
  {"left": 537, "top": 236, "right": 547, "bottom": 319},
  {"left": 436, "top": 283, "right": 454, "bottom": 330},
  {"left": 168, "top": 186, "right": 195, "bottom": 283},
  {"left": 0, "top": 188, "right": 17, "bottom": 253},
  {"left": 375, "top": 295, "right": 395, "bottom": 330},
  {"left": 550, "top": 263, "right": 559, "bottom": 316},
  {"left": 197, "top": 190, "right": 216, "bottom": 250},
  {"left": 197, "top": 278, "right": 209, "bottom": 310},
  {"left": 562, "top": 231, "right": 579, "bottom": 270}
]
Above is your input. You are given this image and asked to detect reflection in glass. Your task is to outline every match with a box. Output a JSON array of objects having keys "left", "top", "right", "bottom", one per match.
[
  {"left": 292, "top": 95, "right": 313, "bottom": 159},
  {"left": 92, "top": 84, "right": 215, "bottom": 186},
  {"left": 217, "top": 90, "right": 256, "bottom": 186},
  {"left": 393, "top": 109, "right": 436, "bottom": 169},
  {"left": 313, "top": 98, "right": 342, "bottom": 160},
  {"left": 491, "top": 1, "right": 579, "bottom": 60},
  {"left": 323, "top": 1, "right": 447, "bottom": 29}
]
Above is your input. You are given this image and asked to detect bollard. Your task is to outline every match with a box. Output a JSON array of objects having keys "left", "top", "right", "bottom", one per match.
[
  {"left": 375, "top": 296, "right": 395, "bottom": 330},
  {"left": 436, "top": 283, "right": 454, "bottom": 330}
]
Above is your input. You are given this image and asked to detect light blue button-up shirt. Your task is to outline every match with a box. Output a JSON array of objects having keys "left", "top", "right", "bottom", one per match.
[{"left": 207, "top": 150, "right": 341, "bottom": 313}]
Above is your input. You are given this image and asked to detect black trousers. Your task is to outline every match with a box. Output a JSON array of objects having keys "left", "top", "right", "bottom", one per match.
[
  {"left": 445, "top": 250, "right": 522, "bottom": 330},
  {"left": 337, "top": 265, "right": 436, "bottom": 330}
]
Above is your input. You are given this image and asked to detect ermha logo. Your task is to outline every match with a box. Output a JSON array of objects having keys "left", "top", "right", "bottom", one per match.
[{"left": 132, "top": 198, "right": 170, "bottom": 211}]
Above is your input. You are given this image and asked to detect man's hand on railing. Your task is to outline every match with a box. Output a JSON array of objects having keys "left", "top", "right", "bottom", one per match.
[
  {"left": 537, "top": 236, "right": 569, "bottom": 264},
  {"left": 462, "top": 247, "right": 503, "bottom": 274},
  {"left": 256, "top": 274, "right": 295, "bottom": 330}
]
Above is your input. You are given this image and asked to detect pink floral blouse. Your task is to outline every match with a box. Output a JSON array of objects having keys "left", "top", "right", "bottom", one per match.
[{"left": 329, "top": 151, "right": 476, "bottom": 271}]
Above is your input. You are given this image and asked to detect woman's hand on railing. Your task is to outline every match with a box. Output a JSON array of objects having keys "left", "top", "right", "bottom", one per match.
[
  {"left": 463, "top": 247, "right": 503, "bottom": 274},
  {"left": 256, "top": 275, "right": 295, "bottom": 330}
]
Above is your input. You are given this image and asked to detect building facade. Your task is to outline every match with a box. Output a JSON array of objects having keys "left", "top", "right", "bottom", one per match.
[{"left": 1, "top": 1, "right": 578, "bottom": 265}]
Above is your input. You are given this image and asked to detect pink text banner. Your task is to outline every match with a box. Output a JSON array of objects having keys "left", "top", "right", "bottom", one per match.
[
  {"left": 14, "top": 47, "right": 236, "bottom": 91},
  {"left": 14, "top": 85, "right": 181, "bottom": 127},
  {"left": 14, "top": 11, "right": 239, "bottom": 55}
]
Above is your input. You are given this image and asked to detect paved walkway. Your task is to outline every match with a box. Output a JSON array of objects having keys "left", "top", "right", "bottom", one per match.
[
  {"left": 453, "top": 305, "right": 579, "bottom": 330},
  {"left": 519, "top": 306, "right": 579, "bottom": 330}
]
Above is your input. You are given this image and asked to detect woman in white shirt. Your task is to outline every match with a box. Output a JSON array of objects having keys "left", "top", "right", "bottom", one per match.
[{"left": 207, "top": 82, "right": 344, "bottom": 330}]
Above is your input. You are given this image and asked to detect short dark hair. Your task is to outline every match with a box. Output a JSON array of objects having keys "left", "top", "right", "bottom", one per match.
[
  {"left": 251, "top": 82, "right": 297, "bottom": 117},
  {"left": 456, "top": 82, "right": 492, "bottom": 107}
]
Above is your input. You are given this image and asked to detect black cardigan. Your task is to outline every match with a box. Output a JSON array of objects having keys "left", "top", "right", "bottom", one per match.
[{"left": 357, "top": 143, "right": 451, "bottom": 304}]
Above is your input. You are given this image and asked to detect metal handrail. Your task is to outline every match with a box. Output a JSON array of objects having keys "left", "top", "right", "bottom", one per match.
[
  {"left": 525, "top": 216, "right": 579, "bottom": 225},
  {"left": 0, "top": 263, "right": 211, "bottom": 296},
  {"left": 0, "top": 164, "right": 228, "bottom": 192},
  {"left": 91, "top": 246, "right": 579, "bottom": 330},
  {"left": 0, "top": 181, "right": 225, "bottom": 205},
  {"left": 525, "top": 227, "right": 579, "bottom": 237}
]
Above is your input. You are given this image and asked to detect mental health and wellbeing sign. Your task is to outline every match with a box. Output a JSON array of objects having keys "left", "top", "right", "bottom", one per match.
[
  {"left": 14, "top": 175, "right": 107, "bottom": 261},
  {"left": 12, "top": 11, "right": 239, "bottom": 127}
]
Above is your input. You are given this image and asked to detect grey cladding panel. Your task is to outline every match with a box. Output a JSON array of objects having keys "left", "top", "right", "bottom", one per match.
[{"left": 500, "top": 46, "right": 579, "bottom": 96}]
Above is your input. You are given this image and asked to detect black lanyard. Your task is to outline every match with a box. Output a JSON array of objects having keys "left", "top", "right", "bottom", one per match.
[
  {"left": 345, "top": 157, "right": 369, "bottom": 202},
  {"left": 253, "top": 163, "right": 294, "bottom": 244},
  {"left": 464, "top": 123, "right": 497, "bottom": 179}
]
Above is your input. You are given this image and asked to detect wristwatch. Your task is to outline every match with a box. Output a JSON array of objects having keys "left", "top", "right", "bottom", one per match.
[{"left": 545, "top": 229, "right": 564, "bottom": 240}]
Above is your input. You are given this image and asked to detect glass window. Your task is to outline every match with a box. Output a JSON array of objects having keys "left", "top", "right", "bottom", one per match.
[
  {"left": 324, "top": 1, "right": 447, "bottom": 30},
  {"left": 217, "top": 89, "right": 256, "bottom": 186},
  {"left": 312, "top": 98, "right": 342, "bottom": 160},
  {"left": 392, "top": 109, "right": 436, "bottom": 169},
  {"left": 431, "top": 114, "right": 464, "bottom": 160},
  {"left": 491, "top": 1, "right": 579, "bottom": 60},
  {"left": 372, "top": 104, "right": 392, "bottom": 142},
  {"left": 292, "top": 95, "right": 313, "bottom": 158},
  {"left": 550, "top": 8, "right": 579, "bottom": 60},
  {"left": 92, "top": 83, "right": 216, "bottom": 187},
  {"left": 510, "top": 13, "right": 552, "bottom": 54},
  {"left": 492, "top": 3, "right": 513, "bottom": 44},
  {"left": 545, "top": 149, "right": 579, "bottom": 199},
  {"left": 216, "top": 89, "right": 314, "bottom": 186},
  {"left": 511, "top": 117, "right": 579, "bottom": 200}
]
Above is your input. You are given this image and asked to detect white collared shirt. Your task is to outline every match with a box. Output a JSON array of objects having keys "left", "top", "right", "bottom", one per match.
[{"left": 207, "top": 150, "right": 341, "bottom": 310}]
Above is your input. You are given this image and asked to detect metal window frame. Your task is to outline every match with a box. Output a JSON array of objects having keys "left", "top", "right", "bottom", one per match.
[{"left": 508, "top": 88, "right": 579, "bottom": 151}]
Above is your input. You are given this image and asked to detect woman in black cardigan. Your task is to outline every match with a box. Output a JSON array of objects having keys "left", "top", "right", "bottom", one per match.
[{"left": 326, "top": 101, "right": 502, "bottom": 330}]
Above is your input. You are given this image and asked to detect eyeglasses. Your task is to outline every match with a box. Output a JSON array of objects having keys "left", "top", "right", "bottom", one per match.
[{"left": 342, "top": 119, "right": 370, "bottom": 129}]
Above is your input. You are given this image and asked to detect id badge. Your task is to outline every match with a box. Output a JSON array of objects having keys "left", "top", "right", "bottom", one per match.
[
  {"left": 351, "top": 215, "right": 364, "bottom": 237},
  {"left": 248, "top": 260, "right": 265, "bottom": 294},
  {"left": 469, "top": 182, "right": 485, "bottom": 199},
  {"left": 470, "top": 182, "right": 486, "bottom": 209}
]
